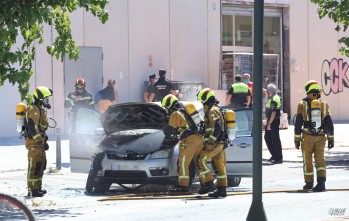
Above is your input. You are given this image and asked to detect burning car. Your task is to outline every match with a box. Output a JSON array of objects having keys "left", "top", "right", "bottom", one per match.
[{"left": 69, "top": 102, "right": 252, "bottom": 193}]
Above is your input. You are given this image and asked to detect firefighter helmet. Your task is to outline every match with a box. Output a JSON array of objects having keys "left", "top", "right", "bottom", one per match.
[
  {"left": 161, "top": 94, "right": 178, "bottom": 109},
  {"left": 304, "top": 80, "right": 321, "bottom": 94},
  {"left": 33, "top": 86, "right": 53, "bottom": 101},
  {"left": 197, "top": 88, "right": 215, "bottom": 104},
  {"left": 75, "top": 78, "right": 86, "bottom": 89}
]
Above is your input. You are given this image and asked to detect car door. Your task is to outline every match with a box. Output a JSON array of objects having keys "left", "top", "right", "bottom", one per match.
[
  {"left": 224, "top": 108, "right": 253, "bottom": 177},
  {"left": 69, "top": 107, "right": 104, "bottom": 173}
]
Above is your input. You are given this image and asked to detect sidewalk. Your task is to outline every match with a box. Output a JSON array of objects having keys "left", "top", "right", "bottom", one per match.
[{"left": 262, "top": 124, "right": 349, "bottom": 163}]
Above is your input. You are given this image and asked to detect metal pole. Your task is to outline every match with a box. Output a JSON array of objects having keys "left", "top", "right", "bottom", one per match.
[
  {"left": 247, "top": 0, "right": 267, "bottom": 220},
  {"left": 56, "top": 127, "right": 62, "bottom": 170}
]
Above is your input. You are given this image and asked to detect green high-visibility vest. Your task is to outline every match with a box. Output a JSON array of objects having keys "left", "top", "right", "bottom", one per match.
[{"left": 231, "top": 82, "right": 249, "bottom": 93}]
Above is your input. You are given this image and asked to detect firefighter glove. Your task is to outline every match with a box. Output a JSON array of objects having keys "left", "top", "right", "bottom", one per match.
[
  {"left": 328, "top": 140, "right": 334, "bottom": 150},
  {"left": 44, "top": 143, "right": 49, "bottom": 151},
  {"left": 295, "top": 141, "right": 300, "bottom": 150}
]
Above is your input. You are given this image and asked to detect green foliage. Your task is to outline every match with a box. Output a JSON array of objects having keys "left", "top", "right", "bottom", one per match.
[
  {"left": 311, "top": 0, "right": 349, "bottom": 57},
  {"left": 0, "top": 0, "right": 109, "bottom": 103}
]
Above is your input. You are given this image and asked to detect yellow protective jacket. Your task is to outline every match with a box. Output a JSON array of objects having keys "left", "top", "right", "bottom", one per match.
[
  {"left": 26, "top": 104, "right": 48, "bottom": 143},
  {"left": 203, "top": 105, "right": 225, "bottom": 144},
  {"left": 168, "top": 110, "right": 193, "bottom": 139},
  {"left": 294, "top": 97, "right": 334, "bottom": 141}
]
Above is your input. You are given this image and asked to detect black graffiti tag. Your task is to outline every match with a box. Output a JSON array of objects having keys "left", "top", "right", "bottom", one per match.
[{"left": 321, "top": 58, "right": 349, "bottom": 96}]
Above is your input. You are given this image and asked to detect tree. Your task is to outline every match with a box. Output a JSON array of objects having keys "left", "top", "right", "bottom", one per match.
[
  {"left": 311, "top": 0, "right": 349, "bottom": 56},
  {"left": 0, "top": 0, "right": 109, "bottom": 102}
]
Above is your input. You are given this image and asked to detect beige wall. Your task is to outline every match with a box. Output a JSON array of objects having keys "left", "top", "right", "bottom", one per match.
[
  {"left": 289, "top": 0, "right": 349, "bottom": 121},
  {"left": 3, "top": 0, "right": 349, "bottom": 138}
]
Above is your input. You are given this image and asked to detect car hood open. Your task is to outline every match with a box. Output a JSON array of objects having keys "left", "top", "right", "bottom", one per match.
[{"left": 101, "top": 102, "right": 168, "bottom": 136}]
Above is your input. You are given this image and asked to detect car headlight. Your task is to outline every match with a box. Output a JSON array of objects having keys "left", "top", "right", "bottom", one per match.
[{"left": 149, "top": 150, "right": 170, "bottom": 159}]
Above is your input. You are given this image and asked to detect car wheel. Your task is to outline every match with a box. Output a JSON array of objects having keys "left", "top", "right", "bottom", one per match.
[
  {"left": 227, "top": 176, "right": 241, "bottom": 187},
  {"left": 85, "top": 152, "right": 105, "bottom": 193},
  {"left": 93, "top": 180, "right": 112, "bottom": 193}
]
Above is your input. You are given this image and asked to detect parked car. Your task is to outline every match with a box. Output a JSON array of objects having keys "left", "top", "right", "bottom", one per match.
[{"left": 69, "top": 102, "right": 252, "bottom": 193}]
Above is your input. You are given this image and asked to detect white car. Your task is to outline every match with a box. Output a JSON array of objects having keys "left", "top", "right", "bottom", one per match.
[{"left": 68, "top": 102, "right": 252, "bottom": 193}]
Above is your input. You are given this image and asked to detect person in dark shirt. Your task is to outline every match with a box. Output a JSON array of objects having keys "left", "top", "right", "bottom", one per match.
[
  {"left": 95, "top": 79, "right": 120, "bottom": 113},
  {"left": 149, "top": 69, "right": 177, "bottom": 102},
  {"left": 225, "top": 74, "right": 251, "bottom": 108},
  {"left": 144, "top": 74, "right": 157, "bottom": 102}
]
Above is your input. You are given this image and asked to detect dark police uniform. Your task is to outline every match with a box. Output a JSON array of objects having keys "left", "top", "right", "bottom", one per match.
[
  {"left": 264, "top": 93, "right": 283, "bottom": 162},
  {"left": 151, "top": 77, "right": 175, "bottom": 101},
  {"left": 227, "top": 82, "right": 251, "bottom": 107}
]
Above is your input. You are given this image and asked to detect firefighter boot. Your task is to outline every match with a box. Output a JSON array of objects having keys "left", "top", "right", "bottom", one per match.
[
  {"left": 28, "top": 190, "right": 44, "bottom": 197},
  {"left": 208, "top": 186, "right": 227, "bottom": 198},
  {"left": 169, "top": 186, "right": 189, "bottom": 193},
  {"left": 313, "top": 178, "right": 326, "bottom": 192},
  {"left": 303, "top": 182, "right": 314, "bottom": 190},
  {"left": 39, "top": 189, "right": 47, "bottom": 195},
  {"left": 198, "top": 180, "right": 216, "bottom": 194}
]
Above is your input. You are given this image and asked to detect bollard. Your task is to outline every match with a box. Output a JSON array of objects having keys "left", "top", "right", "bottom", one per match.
[{"left": 56, "top": 127, "right": 62, "bottom": 170}]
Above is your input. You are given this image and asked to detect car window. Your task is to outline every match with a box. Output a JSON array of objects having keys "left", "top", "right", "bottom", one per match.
[
  {"left": 73, "top": 107, "right": 102, "bottom": 134},
  {"left": 235, "top": 109, "right": 253, "bottom": 137}
]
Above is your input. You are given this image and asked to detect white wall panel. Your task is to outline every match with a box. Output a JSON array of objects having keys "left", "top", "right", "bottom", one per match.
[
  {"left": 129, "top": 0, "right": 170, "bottom": 101},
  {"left": 170, "top": 0, "right": 208, "bottom": 84}
]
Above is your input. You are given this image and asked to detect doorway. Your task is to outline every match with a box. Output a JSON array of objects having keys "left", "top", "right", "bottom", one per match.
[{"left": 63, "top": 46, "right": 103, "bottom": 135}]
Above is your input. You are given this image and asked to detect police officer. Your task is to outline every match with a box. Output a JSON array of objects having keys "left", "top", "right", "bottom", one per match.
[
  {"left": 197, "top": 88, "right": 227, "bottom": 198},
  {"left": 264, "top": 83, "right": 283, "bottom": 164},
  {"left": 294, "top": 80, "right": 334, "bottom": 192},
  {"left": 25, "top": 86, "right": 53, "bottom": 197},
  {"left": 144, "top": 74, "right": 157, "bottom": 102},
  {"left": 149, "top": 69, "right": 177, "bottom": 102},
  {"left": 64, "top": 78, "right": 94, "bottom": 110},
  {"left": 225, "top": 74, "right": 251, "bottom": 107},
  {"left": 161, "top": 95, "right": 203, "bottom": 192}
]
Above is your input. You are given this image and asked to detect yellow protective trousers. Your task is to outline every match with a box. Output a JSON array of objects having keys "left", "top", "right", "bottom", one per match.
[
  {"left": 198, "top": 143, "right": 227, "bottom": 187},
  {"left": 26, "top": 139, "right": 47, "bottom": 191},
  {"left": 301, "top": 133, "right": 326, "bottom": 183},
  {"left": 178, "top": 134, "right": 203, "bottom": 187}
]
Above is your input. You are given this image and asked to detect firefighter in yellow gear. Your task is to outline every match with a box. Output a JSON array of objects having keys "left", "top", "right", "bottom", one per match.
[
  {"left": 25, "top": 86, "right": 53, "bottom": 197},
  {"left": 197, "top": 88, "right": 227, "bottom": 197},
  {"left": 161, "top": 95, "right": 203, "bottom": 192},
  {"left": 294, "top": 80, "right": 334, "bottom": 192}
]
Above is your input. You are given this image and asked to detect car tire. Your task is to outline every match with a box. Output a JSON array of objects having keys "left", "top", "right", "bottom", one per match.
[
  {"left": 93, "top": 180, "right": 112, "bottom": 193},
  {"left": 227, "top": 176, "right": 241, "bottom": 187},
  {"left": 85, "top": 152, "right": 105, "bottom": 193}
]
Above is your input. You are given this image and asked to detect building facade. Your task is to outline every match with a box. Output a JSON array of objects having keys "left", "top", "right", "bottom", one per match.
[{"left": 1, "top": 0, "right": 348, "bottom": 138}]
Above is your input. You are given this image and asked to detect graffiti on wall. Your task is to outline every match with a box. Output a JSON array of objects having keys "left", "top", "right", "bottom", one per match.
[{"left": 321, "top": 58, "right": 349, "bottom": 96}]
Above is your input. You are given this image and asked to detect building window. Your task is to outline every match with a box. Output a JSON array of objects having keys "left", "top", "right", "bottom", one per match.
[
  {"left": 221, "top": 8, "right": 282, "bottom": 93},
  {"left": 235, "top": 16, "right": 252, "bottom": 47}
]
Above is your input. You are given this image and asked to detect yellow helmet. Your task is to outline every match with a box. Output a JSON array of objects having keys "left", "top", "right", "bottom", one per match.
[
  {"left": 161, "top": 94, "right": 178, "bottom": 109},
  {"left": 33, "top": 86, "right": 53, "bottom": 101},
  {"left": 197, "top": 88, "right": 215, "bottom": 103},
  {"left": 304, "top": 80, "right": 321, "bottom": 94}
]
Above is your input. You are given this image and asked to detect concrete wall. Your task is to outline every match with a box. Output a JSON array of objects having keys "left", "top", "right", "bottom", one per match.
[
  {"left": 288, "top": 0, "right": 349, "bottom": 121},
  {"left": 0, "top": 0, "right": 220, "bottom": 137},
  {"left": 2, "top": 0, "right": 349, "bottom": 138}
]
